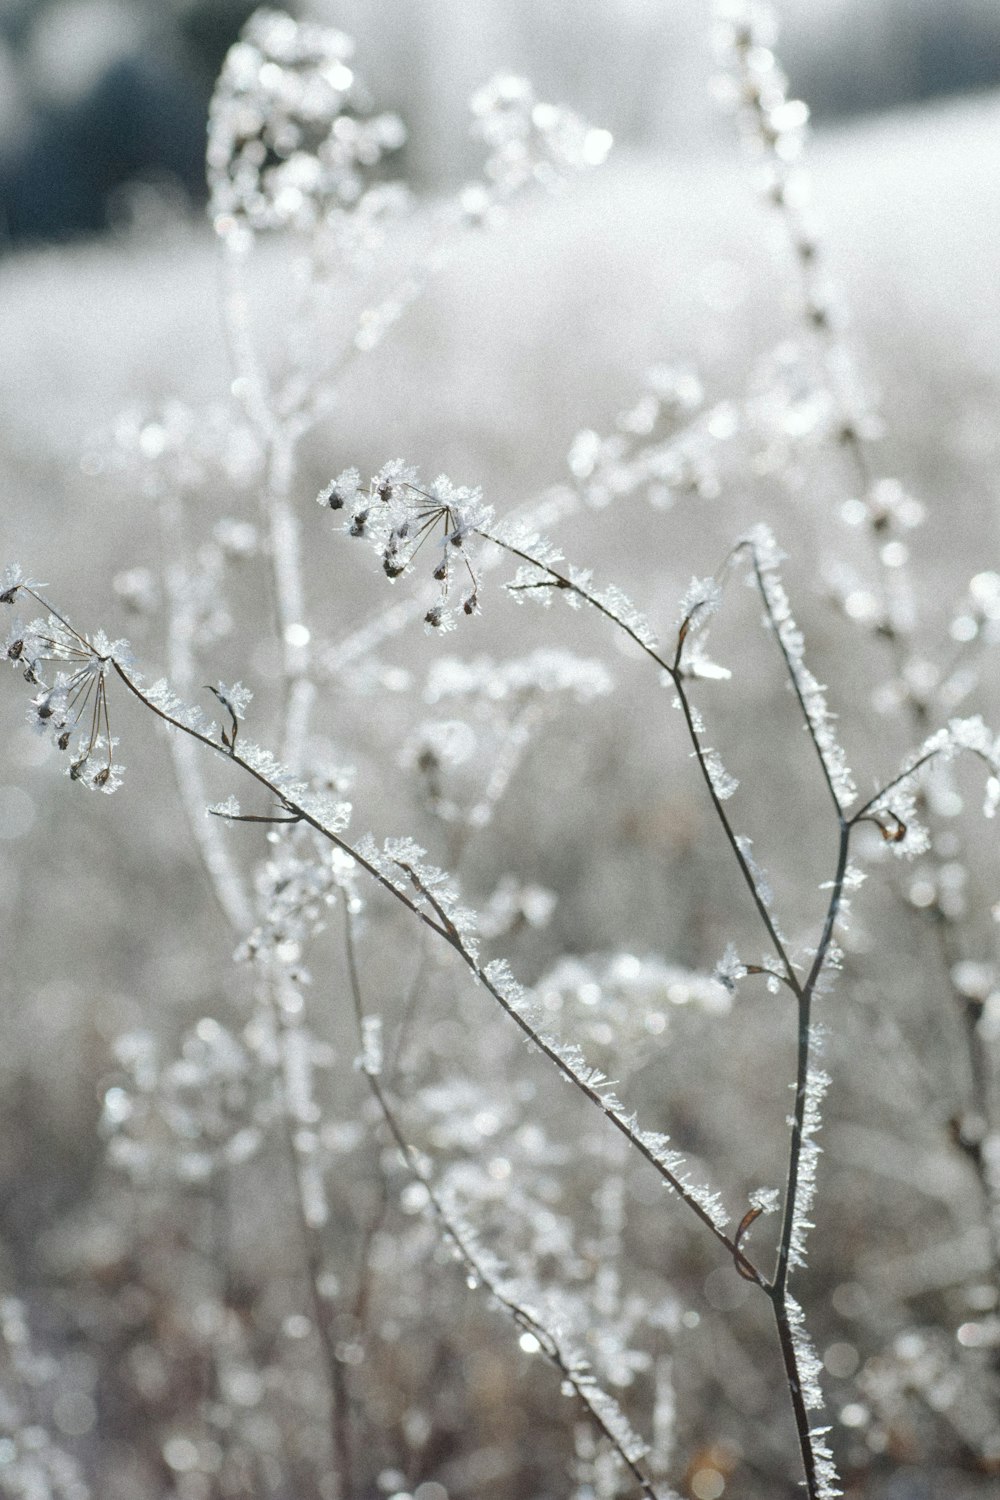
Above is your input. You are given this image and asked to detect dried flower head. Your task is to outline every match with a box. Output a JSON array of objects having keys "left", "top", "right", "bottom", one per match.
[
  {"left": 323, "top": 462, "right": 494, "bottom": 629},
  {"left": 3, "top": 569, "right": 129, "bottom": 792}
]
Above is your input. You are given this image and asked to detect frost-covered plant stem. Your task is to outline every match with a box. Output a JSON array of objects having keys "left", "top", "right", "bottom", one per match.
[
  {"left": 719, "top": 0, "right": 1000, "bottom": 1286},
  {"left": 488, "top": 525, "right": 798, "bottom": 979},
  {"left": 339, "top": 900, "right": 668, "bottom": 1500},
  {"left": 63, "top": 646, "right": 751, "bottom": 1267},
  {"left": 114, "top": 540, "right": 832, "bottom": 1496},
  {"left": 8, "top": 533, "right": 996, "bottom": 1496},
  {"left": 768, "top": 828, "right": 849, "bottom": 1500}
]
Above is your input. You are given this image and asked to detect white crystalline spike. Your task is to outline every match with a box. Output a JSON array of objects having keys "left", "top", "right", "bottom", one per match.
[{"left": 788, "top": 1063, "right": 830, "bottom": 1270}]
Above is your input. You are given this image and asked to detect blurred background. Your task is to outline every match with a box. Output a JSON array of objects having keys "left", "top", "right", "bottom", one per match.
[
  {"left": 1, "top": 3, "right": 1000, "bottom": 1498},
  {"left": 3, "top": 0, "right": 1000, "bottom": 244}
]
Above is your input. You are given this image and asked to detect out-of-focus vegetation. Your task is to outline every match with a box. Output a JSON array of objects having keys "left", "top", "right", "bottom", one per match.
[
  {"left": 0, "top": 6, "right": 999, "bottom": 1500},
  {"left": 4, "top": 0, "right": 1000, "bottom": 241}
]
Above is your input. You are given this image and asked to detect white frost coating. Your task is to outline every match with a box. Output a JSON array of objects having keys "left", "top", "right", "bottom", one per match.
[
  {"left": 507, "top": 552, "right": 658, "bottom": 648},
  {"left": 868, "top": 714, "right": 1000, "bottom": 849},
  {"left": 677, "top": 577, "right": 731, "bottom": 680},
  {"left": 577, "top": 1376, "right": 649, "bottom": 1465},
  {"left": 743, "top": 524, "right": 857, "bottom": 811},
  {"left": 677, "top": 576, "right": 722, "bottom": 626},
  {"left": 786, "top": 1296, "right": 825, "bottom": 1412},
  {"left": 809, "top": 1426, "right": 844, "bottom": 1500},
  {"left": 788, "top": 1062, "right": 830, "bottom": 1270},
  {"left": 735, "top": 833, "right": 772, "bottom": 906},
  {"left": 631, "top": 1123, "right": 730, "bottom": 1231},
  {"left": 590, "top": 579, "right": 658, "bottom": 648},
  {"left": 207, "top": 795, "right": 241, "bottom": 823},
  {"left": 358, "top": 835, "right": 480, "bottom": 952},
  {"left": 210, "top": 680, "right": 253, "bottom": 719}
]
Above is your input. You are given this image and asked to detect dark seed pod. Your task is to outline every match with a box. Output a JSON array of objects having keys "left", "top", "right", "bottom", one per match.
[
  {"left": 57, "top": 730, "right": 71, "bottom": 751},
  {"left": 7, "top": 638, "right": 23, "bottom": 660},
  {"left": 350, "top": 510, "right": 369, "bottom": 537},
  {"left": 93, "top": 767, "right": 111, "bottom": 787},
  {"left": 433, "top": 562, "right": 447, "bottom": 582}
]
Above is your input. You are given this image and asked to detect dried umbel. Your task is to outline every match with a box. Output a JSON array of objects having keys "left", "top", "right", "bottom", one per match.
[
  {"left": 2, "top": 565, "right": 129, "bottom": 793},
  {"left": 318, "top": 463, "right": 493, "bottom": 629}
]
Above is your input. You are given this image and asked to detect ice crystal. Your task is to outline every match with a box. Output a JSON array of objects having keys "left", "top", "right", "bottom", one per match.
[
  {"left": 588, "top": 580, "right": 658, "bottom": 649},
  {"left": 483, "top": 957, "right": 535, "bottom": 1021},
  {"left": 358, "top": 835, "right": 480, "bottom": 952}
]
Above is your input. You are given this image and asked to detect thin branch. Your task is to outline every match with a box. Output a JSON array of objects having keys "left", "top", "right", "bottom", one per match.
[
  {"left": 340, "top": 901, "right": 670, "bottom": 1500},
  {"left": 108, "top": 655, "right": 762, "bottom": 1278}
]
